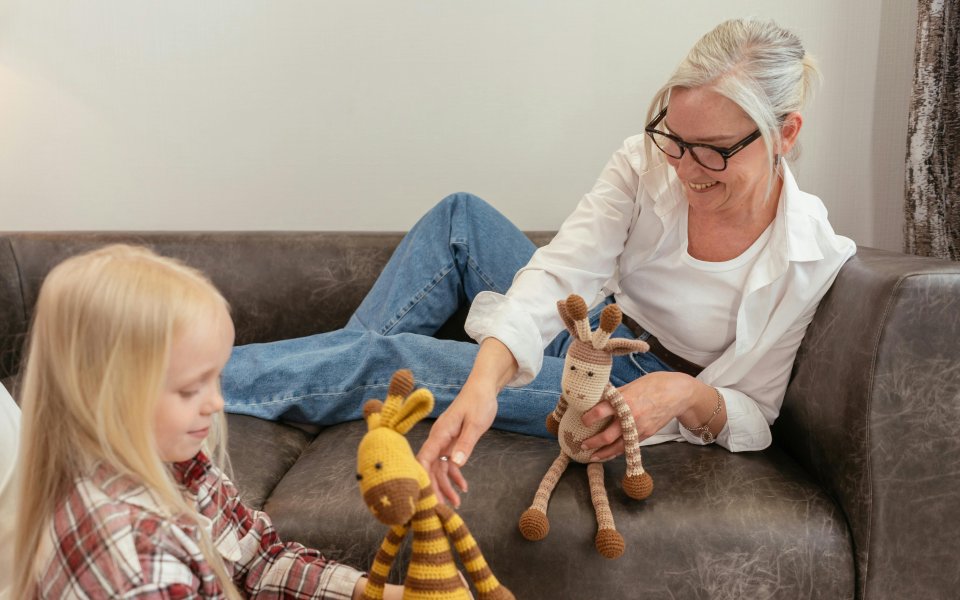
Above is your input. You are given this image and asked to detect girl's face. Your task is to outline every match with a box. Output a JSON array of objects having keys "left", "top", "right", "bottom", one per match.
[
  {"left": 662, "top": 86, "right": 798, "bottom": 213},
  {"left": 154, "top": 307, "right": 235, "bottom": 463}
]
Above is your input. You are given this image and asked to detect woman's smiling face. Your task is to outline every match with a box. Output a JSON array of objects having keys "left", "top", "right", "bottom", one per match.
[{"left": 663, "top": 86, "right": 784, "bottom": 211}]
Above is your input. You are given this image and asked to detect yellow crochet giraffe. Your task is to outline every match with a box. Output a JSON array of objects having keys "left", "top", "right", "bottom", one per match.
[
  {"left": 357, "top": 369, "right": 514, "bottom": 600},
  {"left": 518, "top": 294, "right": 654, "bottom": 559}
]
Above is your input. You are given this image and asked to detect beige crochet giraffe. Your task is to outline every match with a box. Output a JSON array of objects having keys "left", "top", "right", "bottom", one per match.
[{"left": 518, "top": 294, "right": 654, "bottom": 559}]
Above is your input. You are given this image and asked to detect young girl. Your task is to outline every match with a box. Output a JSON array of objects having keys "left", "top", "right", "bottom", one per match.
[{"left": 12, "top": 245, "right": 403, "bottom": 599}]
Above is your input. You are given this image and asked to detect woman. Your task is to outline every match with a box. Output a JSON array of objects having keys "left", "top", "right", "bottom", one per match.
[{"left": 222, "top": 18, "right": 855, "bottom": 507}]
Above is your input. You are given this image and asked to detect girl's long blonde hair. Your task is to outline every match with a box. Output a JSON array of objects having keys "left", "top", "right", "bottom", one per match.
[{"left": 13, "top": 244, "right": 241, "bottom": 599}]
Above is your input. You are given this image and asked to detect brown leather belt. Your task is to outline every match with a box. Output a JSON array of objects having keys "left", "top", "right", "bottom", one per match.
[{"left": 620, "top": 313, "right": 705, "bottom": 378}]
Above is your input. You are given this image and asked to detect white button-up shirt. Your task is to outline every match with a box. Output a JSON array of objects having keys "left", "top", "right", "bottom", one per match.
[{"left": 466, "top": 135, "right": 856, "bottom": 451}]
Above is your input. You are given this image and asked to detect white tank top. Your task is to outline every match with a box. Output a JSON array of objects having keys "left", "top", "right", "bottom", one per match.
[{"left": 621, "top": 206, "right": 772, "bottom": 367}]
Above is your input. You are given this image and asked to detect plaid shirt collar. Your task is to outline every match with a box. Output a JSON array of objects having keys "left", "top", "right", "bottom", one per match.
[{"left": 86, "top": 452, "right": 213, "bottom": 522}]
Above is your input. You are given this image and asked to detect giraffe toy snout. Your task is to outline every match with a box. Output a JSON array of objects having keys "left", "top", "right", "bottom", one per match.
[{"left": 363, "top": 478, "right": 419, "bottom": 525}]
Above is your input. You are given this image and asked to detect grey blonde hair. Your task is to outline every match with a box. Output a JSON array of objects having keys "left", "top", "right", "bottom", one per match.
[
  {"left": 645, "top": 18, "right": 820, "bottom": 182},
  {"left": 13, "top": 244, "right": 241, "bottom": 599}
]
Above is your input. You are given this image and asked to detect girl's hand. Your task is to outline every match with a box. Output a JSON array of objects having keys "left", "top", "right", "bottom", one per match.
[
  {"left": 579, "top": 371, "right": 696, "bottom": 460},
  {"left": 353, "top": 574, "right": 472, "bottom": 600},
  {"left": 458, "top": 570, "right": 476, "bottom": 600},
  {"left": 417, "top": 381, "right": 498, "bottom": 507}
]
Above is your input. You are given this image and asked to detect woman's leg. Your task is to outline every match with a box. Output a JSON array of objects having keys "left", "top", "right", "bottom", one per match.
[
  {"left": 346, "top": 192, "right": 537, "bottom": 336},
  {"left": 223, "top": 328, "right": 565, "bottom": 436},
  {"left": 223, "top": 192, "right": 540, "bottom": 425}
]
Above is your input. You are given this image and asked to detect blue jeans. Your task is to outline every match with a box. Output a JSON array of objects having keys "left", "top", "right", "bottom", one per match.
[{"left": 222, "top": 193, "right": 671, "bottom": 437}]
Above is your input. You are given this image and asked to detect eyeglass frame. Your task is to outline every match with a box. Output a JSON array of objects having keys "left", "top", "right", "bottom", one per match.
[{"left": 644, "top": 106, "right": 763, "bottom": 172}]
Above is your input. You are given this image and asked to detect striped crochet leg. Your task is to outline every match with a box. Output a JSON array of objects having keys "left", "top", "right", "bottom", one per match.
[
  {"left": 436, "top": 503, "right": 515, "bottom": 600},
  {"left": 546, "top": 395, "right": 569, "bottom": 436},
  {"left": 605, "top": 384, "right": 653, "bottom": 500},
  {"left": 519, "top": 452, "right": 570, "bottom": 541},
  {"left": 363, "top": 524, "right": 408, "bottom": 599},
  {"left": 587, "top": 462, "right": 624, "bottom": 559}
]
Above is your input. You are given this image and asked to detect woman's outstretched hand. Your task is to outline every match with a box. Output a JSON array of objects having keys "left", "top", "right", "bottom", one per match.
[
  {"left": 417, "top": 382, "right": 498, "bottom": 507},
  {"left": 417, "top": 338, "right": 518, "bottom": 507}
]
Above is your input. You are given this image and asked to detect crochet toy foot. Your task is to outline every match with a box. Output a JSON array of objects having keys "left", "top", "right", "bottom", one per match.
[
  {"left": 622, "top": 472, "right": 654, "bottom": 500},
  {"left": 518, "top": 508, "right": 550, "bottom": 541},
  {"left": 595, "top": 528, "right": 625, "bottom": 559},
  {"left": 545, "top": 414, "right": 560, "bottom": 437}
]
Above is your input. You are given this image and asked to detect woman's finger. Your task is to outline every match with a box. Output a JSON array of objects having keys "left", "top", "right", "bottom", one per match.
[
  {"left": 417, "top": 420, "right": 456, "bottom": 470},
  {"left": 589, "top": 439, "right": 625, "bottom": 462},
  {"left": 581, "top": 400, "right": 616, "bottom": 428},
  {"left": 433, "top": 458, "right": 462, "bottom": 507},
  {"left": 581, "top": 418, "right": 623, "bottom": 450},
  {"left": 448, "top": 462, "right": 468, "bottom": 494}
]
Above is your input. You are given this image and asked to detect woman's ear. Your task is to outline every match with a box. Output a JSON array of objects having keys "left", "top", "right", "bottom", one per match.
[{"left": 779, "top": 112, "right": 803, "bottom": 156}]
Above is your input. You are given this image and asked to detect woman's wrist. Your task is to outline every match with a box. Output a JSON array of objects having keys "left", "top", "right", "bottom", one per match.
[
  {"left": 677, "top": 379, "right": 726, "bottom": 435},
  {"left": 468, "top": 337, "right": 519, "bottom": 392},
  {"left": 677, "top": 380, "right": 726, "bottom": 442}
]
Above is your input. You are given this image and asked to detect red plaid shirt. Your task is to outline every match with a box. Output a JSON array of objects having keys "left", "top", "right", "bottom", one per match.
[{"left": 34, "top": 453, "right": 362, "bottom": 599}]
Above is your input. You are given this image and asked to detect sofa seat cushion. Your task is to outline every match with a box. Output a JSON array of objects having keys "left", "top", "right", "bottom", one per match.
[
  {"left": 227, "top": 417, "right": 855, "bottom": 599},
  {"left": 226, "top": 415, "right": 316, "bottom": 510}
]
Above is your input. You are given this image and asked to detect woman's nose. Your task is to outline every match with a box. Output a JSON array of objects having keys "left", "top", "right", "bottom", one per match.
[{"left": 673, "top": 150, "right": 704, "bottom": 179}]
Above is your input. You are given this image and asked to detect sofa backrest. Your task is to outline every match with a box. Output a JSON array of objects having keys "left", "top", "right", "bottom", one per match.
[{"left": 0, "top": 231, "right": 555, "bottom": 388}]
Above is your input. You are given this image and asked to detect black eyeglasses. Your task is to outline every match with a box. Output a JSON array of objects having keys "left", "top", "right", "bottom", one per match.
[{"left": 644, "top": 106, "right": 762, "bottom": 172}]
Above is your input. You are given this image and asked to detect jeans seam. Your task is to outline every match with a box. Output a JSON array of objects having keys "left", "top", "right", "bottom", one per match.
[
  {"left": 251, "top": 383, "right": 408, "bottom": 405},
  {"left": 379, "top": 262, "right": 455, "bottom": 335},
  {"left": 243, "top": 379, "right": 562, "bottom": 408},
  {"left": 465, "top": 254, "right": 502, "bottom": 293}
]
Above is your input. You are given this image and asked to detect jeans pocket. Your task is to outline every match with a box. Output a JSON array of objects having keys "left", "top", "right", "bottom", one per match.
[{"left": 627, "top": 351, "right": 650, "bottom": 377}]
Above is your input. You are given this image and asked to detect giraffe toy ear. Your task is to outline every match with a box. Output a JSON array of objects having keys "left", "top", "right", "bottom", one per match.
[
  {"left": 604, "top": 337, "right": 650, "bottom": 356},
  {"left": 379, "top": 370, "right": 435, "bottom": 434},
  {"left": 391, "top": 388, "right": 434, "bottom": 435}
]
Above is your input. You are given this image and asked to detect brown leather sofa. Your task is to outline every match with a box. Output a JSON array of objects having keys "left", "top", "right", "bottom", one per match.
[{"left": 2, "top": 231, "right": 958, "bottom": 599}]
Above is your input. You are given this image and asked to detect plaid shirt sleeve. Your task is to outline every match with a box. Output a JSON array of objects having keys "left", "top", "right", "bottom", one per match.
[
  {"left": 40, "top": 457, "right": 363, "bottom": 599},
  {"left": 188, "top": 459, "right": 364, "bottom": 600}
]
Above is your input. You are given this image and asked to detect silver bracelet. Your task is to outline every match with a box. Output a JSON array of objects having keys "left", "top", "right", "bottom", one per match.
[{"left": 680, "top": 387, "right": 724, "bottom": 444}]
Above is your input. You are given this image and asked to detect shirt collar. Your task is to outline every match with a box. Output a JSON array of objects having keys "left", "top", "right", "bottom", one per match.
[
  {"left": 641, "top": 157, "right": 826, "bottom": 264},
  {"left": 779, "top": 161, "right": 827, "bottom": 262},
  {"left": 87, "top": 452, "right": 211, "bottom": 517}
]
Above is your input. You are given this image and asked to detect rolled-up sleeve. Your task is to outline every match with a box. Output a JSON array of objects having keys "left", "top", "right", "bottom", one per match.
[{"left": 465, "top": 140, "right": 644, "bottom": 386}]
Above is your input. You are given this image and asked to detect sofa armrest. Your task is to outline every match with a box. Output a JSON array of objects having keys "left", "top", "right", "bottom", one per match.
[{"left": 774, "top": 247, "right": 960, "bottom": 600}]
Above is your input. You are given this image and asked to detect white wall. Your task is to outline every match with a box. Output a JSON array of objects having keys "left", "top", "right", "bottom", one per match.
[{"left": 0, "top": 1, "right": 916, "bottom": 250}]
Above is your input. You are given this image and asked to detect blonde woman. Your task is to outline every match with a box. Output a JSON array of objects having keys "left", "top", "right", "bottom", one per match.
[
  {"left": 220, "top": 18, "right": 855, "bottom": 507},
  {"left": 13, "top": 245, "right": 401, "bottom": 599}
]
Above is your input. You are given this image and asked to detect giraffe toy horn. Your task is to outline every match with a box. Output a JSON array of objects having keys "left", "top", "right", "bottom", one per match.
[
  {"left": 564, "top": 294, "right": 592, "bottom": 342},
  {"left": 592, "top": 304, "right": 622, "bottom": 349}
]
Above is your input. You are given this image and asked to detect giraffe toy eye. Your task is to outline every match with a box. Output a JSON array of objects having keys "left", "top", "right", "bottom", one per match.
[
  {"left": 356, "top": 473, "right": 363, "bottom": 481},
  {"left": 375, "top": 462, "right": 383, "bottom": 470}
]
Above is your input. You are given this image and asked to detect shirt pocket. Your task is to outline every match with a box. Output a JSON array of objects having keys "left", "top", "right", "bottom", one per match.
[{"left": 213, "top": 527, "right": 243, "bottom": 564}]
